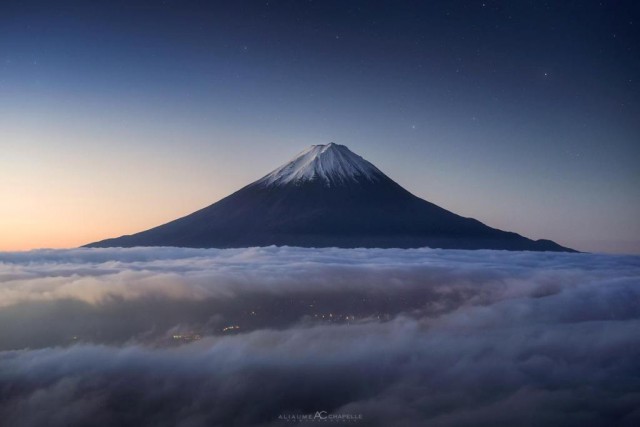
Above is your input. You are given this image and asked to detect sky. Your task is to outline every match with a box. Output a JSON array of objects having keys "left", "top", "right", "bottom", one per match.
[{"left": 0, "top": 0, "right": 638, "bottom": 253}]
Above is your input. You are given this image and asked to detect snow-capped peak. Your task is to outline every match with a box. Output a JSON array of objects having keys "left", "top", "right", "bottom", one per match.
[{"left": 257, "top": 143, "right": 384, "bottom": 187}]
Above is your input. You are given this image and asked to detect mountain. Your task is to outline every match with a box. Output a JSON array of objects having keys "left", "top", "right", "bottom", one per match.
[{"left": 87, "top": 143, "right": 574, "bottom": 252}]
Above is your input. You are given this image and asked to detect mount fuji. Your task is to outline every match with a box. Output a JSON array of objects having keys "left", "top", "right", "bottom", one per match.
[{"left": 87, "top": 143, "right": 574, "bottom": 252}]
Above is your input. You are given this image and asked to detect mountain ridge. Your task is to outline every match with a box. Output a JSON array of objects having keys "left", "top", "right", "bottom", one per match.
[{"left": 87, "top": 143, "right": 575, "bottom": 252}]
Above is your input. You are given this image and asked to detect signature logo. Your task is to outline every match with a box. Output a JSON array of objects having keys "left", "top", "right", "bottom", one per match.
[{"left": 278, "top": 410, "right": 363, "bottom": 423}]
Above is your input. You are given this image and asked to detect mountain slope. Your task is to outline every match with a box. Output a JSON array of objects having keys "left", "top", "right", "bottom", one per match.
[{"left": 87, "top": 143, "right": 574, "bottom": 252}]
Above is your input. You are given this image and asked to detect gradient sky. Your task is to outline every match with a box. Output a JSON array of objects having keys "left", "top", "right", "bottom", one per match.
[{"left": 1, "top": 0, "right": 638, "bottom": 253}]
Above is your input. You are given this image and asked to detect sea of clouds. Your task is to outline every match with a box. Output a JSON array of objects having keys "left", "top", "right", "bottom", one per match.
[{"left": 0, "top": 246, "right": 639, "bottom": 426}]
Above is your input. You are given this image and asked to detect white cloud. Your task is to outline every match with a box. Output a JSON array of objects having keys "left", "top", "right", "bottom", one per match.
[{"left": 0, "top": 247, "right": 639, "bottom": 426}]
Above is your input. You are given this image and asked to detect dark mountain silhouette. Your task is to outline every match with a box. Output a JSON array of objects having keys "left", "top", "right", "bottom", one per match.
[{"left": 87, "top": 143, "right": 574, "bottom": 252}]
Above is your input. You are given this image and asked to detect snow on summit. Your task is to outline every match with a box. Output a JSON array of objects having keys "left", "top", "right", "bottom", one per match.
[{"left": 258, "top": 143, "right": 384, "bottom": 187}]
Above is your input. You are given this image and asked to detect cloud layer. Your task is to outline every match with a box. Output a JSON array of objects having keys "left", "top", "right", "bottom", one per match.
[{"left": 1, "top": 247, "right": 639, "bottom": 426}]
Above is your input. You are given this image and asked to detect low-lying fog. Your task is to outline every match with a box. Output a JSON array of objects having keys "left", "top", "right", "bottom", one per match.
[{"left": 1, "top": 247, "right": 638, "bottom": 426}]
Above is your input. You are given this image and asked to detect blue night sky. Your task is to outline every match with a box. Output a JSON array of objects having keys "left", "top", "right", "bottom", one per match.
[{"left": 1, "top": 0, "right": 638, "bottom": 252}]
